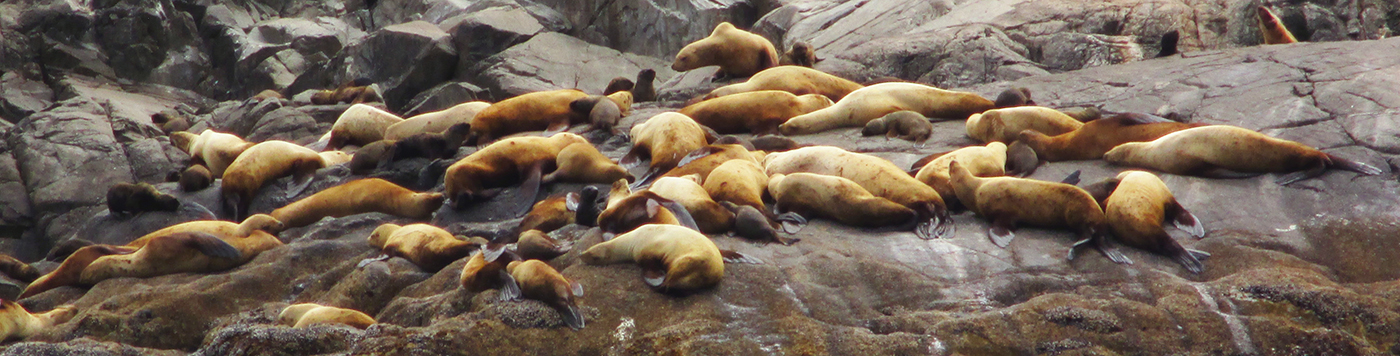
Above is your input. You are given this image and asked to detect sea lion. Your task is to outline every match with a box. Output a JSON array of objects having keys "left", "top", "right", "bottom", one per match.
[
  {"left": 311, "top": 78, "right": 382, "bottom": 105},
  {"left": 460, "top": 249, "right": 517, "bottom": 294},
  {"left": 515, "top": 229, "right": 573, "bottom": 261},
  {"left": 648, "top": 176, "right": 733, "bottom": 234},
  {"left": 0, "top": 255, "right": 37, "bottom": 282},
  {"left": 327, "top": 104, "right": 405, "bottom": 149},
  {"left": 767, "top": 173, "right": 914, "bottom": 228},
  {"left": 1098, "top": 171, "right": 1209, "bottom": 273},
  {"left": 965, "top": 106, "right": 1084, "bottom": 144},
  {"left": 672, "top": 22, "right": 778, "bottom": 78},
  {"left": 622, "top": 113, "right": 715, "bottom": 184},
  {"left": 570, "top": 90, "right": 635, "bottom": 133},
  {"left": 1158, "top": 30, "right": 1180, "bottom": 57},
  {"left": 660, "top": 143, "right": 757, "bottom": 183},
  {"left": 701, "top": 65, "right": 863, "bottom": 102},
  {"left": 749, "top": 135, "right": 805, "bottom": 152},
  {"left": 1058, "top": 106, "right": 1102, "bottom": 122},
  {"left": 580, "top": 224, "right": 723, "bottom": 291},
  {"left": 179, "top": 129, "right": 255, "bottom": 177},
  {"left": 780, "top": 82, "right": 994, "bottom": 136},
  {"left": 221, "top": 140, "right": 327, "bottom": 220},
  {"left": 151, "top": 109, "right": 191, "bottom": 134},
  {"left": 72, "top": 230, "right": 277, "bottom": 289},
  {"left": 633, "top": 69, "right": 657, "bottom": 102},
  {"left": 701, "top": 159, "right": 769, "bottom": 211},
  {"left": 1017, "top": 113, "right": 1199, "bottom": 162},
  {"left": 596, "top": 189, "right": 699, "bottom": 234},
  {"left": 1257, "top": 6, "right": 1298, "bottom": 45},
  {"left": 861, "top": 110, "right": 932, "bottom": 144},
  {"left": 21, "top": 244, "right": 136, "bottom": 298},
  {"left": 443, "top": 132, "right": 588, "bottom": 210},
  {"left": 469, "top": 89, "right": 593, "bottom": 143},
  {"left": 367, "top": 223, "right": 479, "bottom": 272},
  {"left": 603, "top": 77, "right": 634, "bottom": 95},
  {"left": 518, "top": 193, "right": 583, "bottom": 233},
  {"left": 270, "top": 178, "right": 444, "bottom": 228},
  {"left": 252, "top": 89, "right": 284, "bottom": 101},
  {"left": 779, "top": 41, "right": 817, "bottom": 67},
  {"left": 388, "top": 123, "right": 473, "bottom": 163},
  {"left": 680, "top": 90, "right": 833, "bottom": 135},
  {"left": 719, "top": 201, "right": 798, "bottom": 245},
  {"left": 764, "top": 146, "right": 951, "bottom": 239},
  {"left": 384, "top": 101, "right": 491, "bottom": 140},
  {"left": 122, "top": 215, "right": 285, "bottom": 251},
  {"left": 278, "top": 303, "right": 376, "bottom": 329},
  {"left": 575, "top": 186, "right": 603, "bottom": 227},
  {"left": 106, "top": 182, "right": 180, "bottom": 215},
  {"left": 179, "top": 165, "right": 214, "bottom": 192},
  {"left": 0, "top": 302, "right": 75, "bottom": 341},
  {"left": 993, "top": 87, "right": 1034, "bottom": 108},
  {"left": 1103, "top": 125, "right": 1383, "bottom": 184},
  {"left": 947, "top": 160, "right": 1129, "bottom": 264},
  {"left": 318, "top": 150, "right": 352, "bottom": 166},
  {"left": 503, "top": 259, "right": 585, "bottom": 329},
  {"left": 912, "top": 142, "right": 1027, "bottom": 210}
]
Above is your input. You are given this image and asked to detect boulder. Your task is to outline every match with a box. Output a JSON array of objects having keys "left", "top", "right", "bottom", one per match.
[
  {"left": 441, "top": 5, "right": 543, "bottom": 75},
  {"left": 472, "top": 32, "right": 676, "bottom": 100},
  {"left": 401, "top": 81, "right": 486, "bottom": 117},
  {"left": 530, "top": 0, "right": 760, "bottom": 58},
  {"left": 347, "top": 21, "right": 458, "bottom": 111}
]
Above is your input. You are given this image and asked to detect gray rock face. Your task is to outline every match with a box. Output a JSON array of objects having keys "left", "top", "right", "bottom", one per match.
[
  {"left": 472, "top": 32, "right": 676, "bottom": 100},
  {"left": 529, "top": 0, "right": 760, "bottom": 58},
  {"left": 348, "top": 21, "right": 458, "bottom": 111},
  {"left": 442, "top": 5, "right": 542, "bottom": 75}
]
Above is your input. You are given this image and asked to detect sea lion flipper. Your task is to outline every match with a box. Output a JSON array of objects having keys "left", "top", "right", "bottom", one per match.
[
  {"left": 1167, "top": 201, "right": 1207, "bottom": 239},
  {"left": 356, "top": 254, "right": 391, "bottom": 268},
  {"left": 497, "top": 270, "right": 521, "bottom": 302},
  {"left": 620, "top": 145, "right": 644, "bottom": 169},
  {"left": 1059, "top": 170, "right": 1082, "bottom": 185},
  {"left": 1187, "top": 249, "right": 1211, "bottom": 261},
  {"left": 661, "top": 200, "right": 701, "bottom": 232},
  {"left": 720, "top": 250, "right": 764, "bottom": 264},
  {"left": 561, "top": 304, "right": 586, "bottom": 330},
  {"left": 774, "top": 212, "right": 807, "bottom": 234},
  {"left": 676, "top": 146, "right": 721, "bottom": 168},
  {"left": 629, "top": 167, "right": 663, "bottom": 191},
  {"left": 482, "top": 243, "right": 508, "bottom": 263},
  {"left": 515, "top": 161, "right": 546, "bottom": 217},
  {"left": 641, "top": 268, "right": 667, "bottom": 288},
  {"left": 1005, "top": 141, "right": 1041, "bottom": 177},
  {"left": 571, "top": 281, "right": 584, "bottom": 297},
  {"left": 988, "top": 219, "right": 1016, "bottom": 248},
  {"left": 1197, "top": 166, "right": 1263, "bottom": 179},
  {"left": 184, "top": 232, "right": 242, "bottom": 260},
  {"left": 565, "top": 192, "right": 581, "bottom": 212},
  {"left": 285, "top": 174, "right": 315, "bottom": 199},
  {"left": 1175, "top": 247, "right": 1207, "bottom": 274},
  {"left": 1325, "top": 153, "right": 1383, "bottom": 176},
  {"left": 910, "top": 150, "right": 954, "bottom": 171}
]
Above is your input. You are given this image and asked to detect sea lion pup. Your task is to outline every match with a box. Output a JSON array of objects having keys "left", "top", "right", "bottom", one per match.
[
  {"left": 270, "top": 178, "right": 444, "bottom": 228},
  {"left": 221, "top": 140, "right": 327, "bottom": 220},
  {"left": 502, "top": 259, "right": 585, "bottom": 329},
  {"left": 603, "top": 77, "right": 634, "bottom": 95},
  {"left": 633, "top": 69, "right": 657, "bottom": 102},
  {"left": 912, "top": 142, "right": 1041, "bottom": 210},
  {"left": 106, "top": 182, "right": 180, "bottom": 215},
  {"left": 993, "top": 87, "right": 1034, "bottom": 108},
  {"left": 672, "top": 22, "right": 778, "bottom": 78},
  {"left": 327, "top": 104, "right": 405, "bottom": 149},
  {"left": 749, "top": 135, "right": 805, "bottom": 152},
  {"left": 178, "top": 129, "right": 256, "bottom": 177},
  {"left": 947, "top": 160, "right": 1130, "bottom": 264},
  {"left": 679, "top": 90, "right": 833, "bottom": 135},
  {"left": 719, "top": 201, "right": 798, "bottom": 245},
  {"left": 596, "top": 188, "right": 700, "bottom": 234},
  {"left": 779, "top": 41, "right": 817, "bottom": 67},
  {"left": 701, "top": 65, "right": 863, "bottom": 102},
  {"left": 622, "top": 113, "right": 715, "bottom": 185},
  {"left": 767, "top": 173, "right": 914, "bottom": 227},
  {"left": 543, "top": 143, "right": 630, "bottom": 185},
  {"left": 1016, "top": 113, "right": 1199, "bottom": 162},
  {"left": 311, "top": 78, "right": 382, "bottom": 105},
  {"left": 764, "top": 146, "right": 952, "bottom": 239},
  {"left": 151, "top": 110, "right": 192, "bottom": 134},
  {"left": 518, "top": 192, "right": 584, "bottom": 233},
  {"left": 1257, "top": 6, "right": 1298, "bottom": 45},
  {"left": 0, "top": 255, "right": 38, "bottom": 282},
  {"left": 349, "top": 140, "right": 393, "bottom": 175},
  {"left": 861, "top": 110, "right": 933, "bottom": 144},
  {"left": 1104, "top": 125, "right": 1385, "bottom": 184},
  {"left": 1058, "top": 106, "right": 1102, "bottom": 122},
  {"left": 648, "top": 176, "right": 733, "bottom": 234},
  {"left": 384, "top": 101, "right": 491, "bottom": 141},
  {"left": 779, "top": 82, "right": 994, "bottom": 136},
  {"left": 515, "top": 229, "right": 573, "bottom": 261},
  {"left": 367, "top": 223, "right": 479, "bottom": 272},
  {"left": 386, "top": 123, "right": 473, "bottom": 163},
  {"left": 0, "top": 302, "right": 75, "bottom": 341},
  {"left": 1098, "top": 171, "right": 1209, "bottom": 273},
  {"left": 179, "top": 165, "right": 214, "bottom": 192},
  {"left": 278, "top": 303, "right": 375, "bottom": 329},
  {"left": 469, "top": 89, "right": 593, "bottom": 143},
  {"left": 1157, "top": 30, "right": 1180, "bottom": 57},
  {"left": 443, "top": 132, "right": 588, "bottom": 210},
  {"left": 582, "top": 224, "right": 724, "bottom": 292},
  {"left": 965, "top": 106, "right": 1084, "bottom": 144}
]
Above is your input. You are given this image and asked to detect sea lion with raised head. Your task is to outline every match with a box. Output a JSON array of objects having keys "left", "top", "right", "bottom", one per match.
[
  {"left": 504, "top": 259, "right": 585, "bottom": 329},
  {"left": 221, "top": 140, "right": 327, "bottom": 220},
  {"left": 672, "top": 22, "right": 778, "bottom": 78}
]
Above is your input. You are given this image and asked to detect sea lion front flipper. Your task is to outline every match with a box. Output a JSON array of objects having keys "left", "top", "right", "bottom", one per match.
[
  {"left": 641, "top": 268, "right": 667, "bottom": 288},
  {"left": 629, "top": 167, "right": 663, "bottom": 191},
  {"left": 183, "top": 232, "right": 242, "bottom": 260},
  {"left": 571, "top": 281, "right": 584, "bottom": 297},
  {"left": 1166, "top": 201, "right": 1207, "bottom": 238},
  {"left": 988, "top": 219, "right": 1016, "bottom": 248},
  {"left": 285, "top": 174, "right": 316, "bottom": 200},
  {"left": 775, "top": 212, "right": 806, "bottom": 234},
  {"left": 676, "top": 146, "right": 722, "bottom": 168},
  {"left": 1080, "top": 177, "right": 1121, "bottom": 205},
  {"left": 561, "top": 304, "right": 585, "bottom": 330},
  {"left": 482, "top": 243, "right": 509, "bottom": 263},
  {"left": 356, "top": 254, "right": 391, "bottom": 268},
  {"left": 660, "top": 200, "right": 701, "bottom": 232},
  {"left": 1274, "top": 164, "right": 1327, "bottom": 185},
  {"left": 1005, "top": 141, "right": 1041, "bottom": 177},
  {"left": 1059, "top": 170, "right": 1082, "bottom": 185},
  {"left": 565, "top": 192, "right": 581, "bottom": 212},
  {"left": 515, "top": 161, "right": 546, "bottom": 217},
  {"left": 497, "top": 270, "right": 521, "bottom": 302},
  {"left": 1174, "top": 247, "right": 1207, "bottom": 274},
  {"left": 720, "top": 250, "right": 763, "bottom": 264},
  {"left": 619, "top": 145, "right": 645, "bottom": 169}
]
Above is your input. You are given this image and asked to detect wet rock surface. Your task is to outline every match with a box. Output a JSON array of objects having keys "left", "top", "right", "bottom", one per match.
[{"left": 1, "top": 0, "right": 1398, "bottom": 355}]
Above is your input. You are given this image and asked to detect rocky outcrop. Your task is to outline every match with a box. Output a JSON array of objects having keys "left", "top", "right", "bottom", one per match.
[{"left": 472, "top": 32, "right": 676, "bottom": 100}]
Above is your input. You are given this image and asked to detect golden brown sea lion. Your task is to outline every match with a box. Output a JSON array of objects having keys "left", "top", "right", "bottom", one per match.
[
  {"left": 660, "top": 143, "right": 757, "bottom": 181},
  {"left": 701, "top": 65, "right": 862, "bottom": 102},
  {"left": 270, "top": 178, "right": 444, "bottom": 228},
  {"left": 504, "top": 259, "right": 585, "bottom": 329},
  {"left": 1016, "top": 113, "right": 1199, "bottom": 162},
  {"left": 468, "top": 89, "right": 592, "bottom": 143},
  {"left": 649, "top": 176, "right": 733, "bottom": 234},
  {"left": 0, "top": 302, "right": 75, "bottom": 341},
  {"left": 180, "top": 129, "right": 255, "bottom": 177},
  {"left": 622, "top": 113, "right": 715, "bottom": 184},
  {"left": 278, "top": 303, "right": 376, "bottom": 329},
  {"left": 780, "top": 82, "right": 994, "bottom": 136},
  {"left": 60, "top": 230, "right": 278, "bottom": 292},
  {"left": 515, "top": 229, "right": 573, "bottom": 261},
  {"left": 861, "top": 110, "right": 933, "bottom": 144},
  {"left": 460, "top": 250, "right": 514, "bottom": 294},
  {"left": 947, "top": 160, "right": 1129, "bottom": 264},
  {"left": 680, "top": 90, "right": 833, "bottom": 135},
  {"left": 1098, "top": 171, "right": 1208, "bottom": 273},
  {"left": 764, "top": 146, "right": 951, "bottom": 238},
  {"left": 581, "top": 224, "right": 723, "bottom": 291},
  {"left": 779, "top": 41, "right": 817, "bottom": 67},
  {"left": 518, "top": 193, "right": 583, "bottom": 234},
  {"left": 672, "top": 22, "right": 778, "bottom": 78},
  {"left": 221, "top": 140, "right": 327, "bottom": 220},
  {"left": 125, "top": 214, "right": 286, "bottom": 249},
  {"left": 327, "top": 104, "right": 405, "bottom": 149},
  {"left": 912, "top": 142, "right": 1014, "bottom": 210},
  {"left": 1103, "top": 125, "right": 1383, "bottom": 184},
  {"left": 1257, "top": 6, "right": 1299, "bottom": 45},
  {"left": 384, "top": 101, "right": 491, "bottom": 140},
  {"left": 767, "top": 173, "right": 914, "bottom": 228},
  {"left": 544, "top": 142, "right": 631, "bottom": 184},
  {"left": 106, "top": 182, "right": 179, "bottom": 215},
  {"left": 596, "top": 189, "right": 699, "bottom": 234},
  {"left": 367, "top": 223, "right": 479, "bottom": 272},
  {"left": 443, "top": 132, "right": 588, "bottom": 210},
  {"left": 965, "top": 106, "right": 1084, "bottom": 144},
  {"left": 0, "top": 255, "right": 38, "bottom": 283}
]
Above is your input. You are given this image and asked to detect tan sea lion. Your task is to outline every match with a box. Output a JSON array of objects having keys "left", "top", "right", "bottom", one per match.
[
  {"left": 469, "top": 89, "right": 592, "bottom": 143},
  {"left": 504, "top": 259, "right": 585, "bottom": 329},
  {"left": 384, "top": 101, "right": 491, "bottom": 140},
  {"left": 1103, "top": 125, "right": 1383, "bottom": 184},
  {"left": 580, "top": 224, "right": 723, "bottom": 291},
  {"left": 1097, "top": 171, "right": 1209, "bottom": 273},
  {"left": 543, "top": 142, "right": 631, "bottom": 184},
  {"left": 965, "top": 106, "right": 1084, "bottom": 144},
  {"left": 0, "top": 255, "right": 38, "bottom": 282},
  {"left": 328, "top": 104, "right": 405, "bottom": 149},
  {"left": 221, "top": 140, "right": 327, "bottom": 220},
  {"left": 780, "top": 82, "right": 994, "bottom": 136},
  {"left": 1016, "top": 113, "right": 1199, "bottom": 161},
  {"left": 661, "top": 143, "right": 758, "bottom": 181},
  {"left": 680, "top": 90, "right": 833, "bottom": 135},
  {"left": 69, "top": 230, "right": 278, "bottom": 289},
  {"left": 764, "top": 146, "right": 951, "bottom": 238},
  {"left": 912, "top": 142, "right": 1017, "bottom": 209},
  {"left": 106, "top": 182, "right": 179, "bottom": 215},
  {"left": 947, "top": 160, "right": 1129, "bottom": 264},
  {"left": 622, "top": 113, "right": 715, "bottom": 184},
  {"left": 0, "top": 302, "right": 75, "bottom": 341},
  {"left": 518, "top": 193, "right": 582, "bottom": 234},
  {"left": 702, "top": 159, "right": 769, "bottom": 211},
  {"left": 367, "top": 223, "right": 479, "bottom": 272},
  {"left": 278, "top": 303, "right": 376, "bottom": 329},
  {"left": 1257, "top": 6, "right": 1299, "bottom": 45},
  {"left": 179, "top": 129, "right": 255, "bottom": 177},
  {"left": 701, "top": 65, "right": 862, "bottom": 102},
  {"left": 672, "top": 22, "right": 778, "bottom": 78},
  {"left": 648, "top": 176, "right": 733, "bottom": 234},
  {"left": 767, "top": 173, "right": 914, "bottom": 228},
  {"left": 596, "top": 189, "right": 699, "bottom": 234},
  {"left": 779, "top": 41, "right": 817, "bottom": 67},
  {"left": 270, "top": 178, "right": 444, "bottom": 228},
  {"left": 443, "top": 132, "right": 588, "bottom": 211},
  {"left": 861, "top": 110, "right": 933, "bottom": 144},
  {"left": 125, "top": 214, "right": 285, "bottom": 249},
  {"left": 179, "top": 165, "right": 214, "bottom": 192}
]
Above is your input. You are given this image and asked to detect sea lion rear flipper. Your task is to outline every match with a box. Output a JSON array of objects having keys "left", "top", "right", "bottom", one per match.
[
  {"left": 515, "top": 161, "right": 546, "bottom": 217},
  {"left": 988, "top": 219, "right": 1016, "bottom": 248},
  {"left": 620, "top": 145, "right": 645, "bottom": 169},
  {"left": 482, "top": 243, "right": 508, "bottom": 263},
  {"left": 183, "top": 232, "right": 242, "bottom": 260},
  {"left": 641, "top": 267, "right": 666, "bottom": 288},
  {"left": 660, "top": 200, "right": 701, "bottom": 232},
  {"left": 917, "top": 207, "right": 955, "bottom": 240},
  {"left": 46, "top": 239, "right": 95, "bottom": 262},
  {"left": 1174, "top": 247, "right": 1207, "bottom": 274},
  {"left": 774, "top": 212, "right": 807, "bottom": 234},
  {"left": 1187, "top": 249, "right": 1211, "bottom": 261},
  {"left": 910, "top": 150, "right": 954, "bottom": 171},
  {"left": 285, "top": 174, "right": 316, "bottom": 199},
  {"left": 720, "top": 250, "right": 764, "bottom": 264},
  {"left": 1069, "top": 231, "right": 1133, "bottom": 265},
  {"left": 629, "top": 167, "right": 663, "bottom": 191},
  {"left": 498, "top": 270, "right": 521, "bottom": 302},
  {"left": 565, "top": 192, "right": 581, "bottom": 212},
  {"left": 1325, "top": 153, "right": 1384, "bottom": 176},
  {"left": 1005, "top": 141, "right": 1041, "bottom": 177},
  {"left": 677, "top": 146, "right": 721, "bottom": 168},
  {"left": 1081, "top": 177, "right": 1121, "bottom": 205},
  {"left": 561, "top": 304, "right": 585, "bottom": 330},
  {"left": 1059, "top": 170, "right": 1082, "bottom": 185},
  {"left": 1166, "top": 201, "right": 1207, "bottom": 238},
  {"left": 356, "top": 254, "right": 391, "bottom": 268}
]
